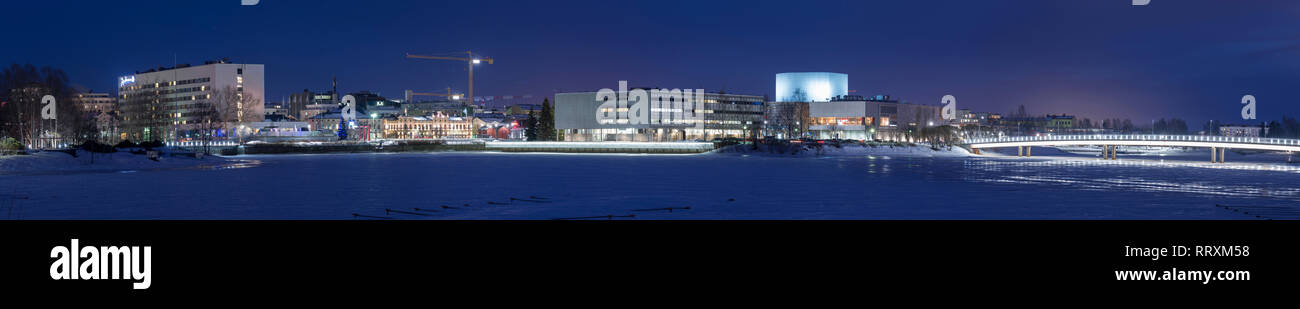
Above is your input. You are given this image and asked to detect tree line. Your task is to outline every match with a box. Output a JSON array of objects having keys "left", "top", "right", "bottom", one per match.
[
  {"left": 0, "top": 64, "right": 99, "bottom": 148},
  {"left": 1263, "top": 116, "right": 1300, "bottom": 138},
  {"left": 525, "top": 98, "right": 558, "bottom": 141}
]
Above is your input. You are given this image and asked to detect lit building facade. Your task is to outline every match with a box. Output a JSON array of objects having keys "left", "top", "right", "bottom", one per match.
[
  {"left": 783, "top": 95, "right": 943, "bottom": 141},
  {"left": 71, "top": 93, "right": 116, "bottom": 114},
  {"left": 555, "top": 90, "right": 764, "bottom": 141},
  {"left": 289, "top": 90, "right": 336, "bottom": 121},
  {"left": 809, "top": 101, "right": 868, "bottom": 139},
  {"left": 116, "top": 60, "right": 265, "bottom": 141},
  {"left": 1219, "top": 124, "right": 1265, "bottom": 137},
  {"left": 72, "top": 92, "right": 121, "bottom": 142},
  {"left": 381, "top": 113, "right": 474, "bottom": 139},
  {"left": 1046, "top": 114, "right": 1074, "bottom": 130}
]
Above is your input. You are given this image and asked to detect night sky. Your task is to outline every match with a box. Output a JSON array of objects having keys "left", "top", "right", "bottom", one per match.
[{"left": 3, "top": 0, "right": 1298, "bottom": 125}]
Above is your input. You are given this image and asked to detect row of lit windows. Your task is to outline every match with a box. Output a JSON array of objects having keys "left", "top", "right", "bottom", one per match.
[{"left": 121, "top": 77, "right": 211, "bottom": 91}]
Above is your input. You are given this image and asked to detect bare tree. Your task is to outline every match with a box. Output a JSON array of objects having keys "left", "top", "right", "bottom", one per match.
[
  {"left": 1, "top": 64, "right": 93, "bottom": 148},
  {"left": 206, "top": 85, "right": 262, "bottom": 145}
]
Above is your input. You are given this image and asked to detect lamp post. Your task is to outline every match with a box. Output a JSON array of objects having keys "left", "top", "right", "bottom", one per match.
[{"left": 370, "top": 113, "right": 378, "bottom": 141}]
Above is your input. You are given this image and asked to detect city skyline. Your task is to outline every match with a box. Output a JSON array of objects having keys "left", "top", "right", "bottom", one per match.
[
  {"left": 3, "top": 1, "right": 1298, "bottom": 295},
  {"left": 2, "top": 0, "right": 1298, "bottom": 125}
]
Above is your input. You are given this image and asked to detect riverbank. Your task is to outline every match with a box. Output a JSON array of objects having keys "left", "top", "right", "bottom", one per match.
[
  {"left": 221, "top": 140, "right": 483, "bottom": 155},
  {"left": 714, "top": 142, "right": 971, "bottom": 157},
  {"left": 202, "top": 140, "right": 715, "bottom": 155}
]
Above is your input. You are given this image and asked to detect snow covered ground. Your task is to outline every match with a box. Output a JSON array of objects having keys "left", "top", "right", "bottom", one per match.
[
  {"left": 3, "top": 145, "right": 1299, "bottom": 220},
  {"left": 0, "top": 149, "right": 235, "bottom": 175}
]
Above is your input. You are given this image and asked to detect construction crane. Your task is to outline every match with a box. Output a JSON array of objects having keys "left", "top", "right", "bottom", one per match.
[
  {"left": 405, "top": 51, "right": 493, "bottom": 138},
  {"left": 404, "top": 87, "right": 463, "bottom": 103},
  {"left": 405, "top": 51, "right": 492, "bottom": 105}
]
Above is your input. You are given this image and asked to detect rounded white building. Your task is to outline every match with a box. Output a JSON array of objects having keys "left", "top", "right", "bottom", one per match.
[{"left": 775, "top": 72, "right": 847, "bottom": 102}]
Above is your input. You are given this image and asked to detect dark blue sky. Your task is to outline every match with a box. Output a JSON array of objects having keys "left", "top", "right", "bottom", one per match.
[{"left": 3, "top": 0, "right": 1298, "bottom": 125}]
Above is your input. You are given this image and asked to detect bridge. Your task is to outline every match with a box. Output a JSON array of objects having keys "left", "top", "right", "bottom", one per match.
[{"left": 964, "top": 134, "right": 1300, "bottom": 163}]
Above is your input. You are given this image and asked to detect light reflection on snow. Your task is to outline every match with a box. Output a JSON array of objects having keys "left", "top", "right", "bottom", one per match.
[
  {"left": 6, "top": 152, "right": 1300, "bottom": 219},
  {"left": 963, "top": 158, "right": 1300, "bottom": 201}
]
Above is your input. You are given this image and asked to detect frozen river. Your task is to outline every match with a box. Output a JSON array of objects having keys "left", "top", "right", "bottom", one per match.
[{"left": 4, "top": 149, "right": 1300, "bottom": 219}]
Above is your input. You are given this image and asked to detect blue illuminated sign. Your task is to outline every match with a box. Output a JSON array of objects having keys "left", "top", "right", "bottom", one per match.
[{"left": 118, "top": 75, "right": 136, "bottom": 87}]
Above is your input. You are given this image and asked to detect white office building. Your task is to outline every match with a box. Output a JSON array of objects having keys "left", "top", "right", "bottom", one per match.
[
  {"left": 556, "top": 90, "right": 764, "bottom": 141},
  {"left": 117, "top": 60, "right": 265, "bottom": 141}
]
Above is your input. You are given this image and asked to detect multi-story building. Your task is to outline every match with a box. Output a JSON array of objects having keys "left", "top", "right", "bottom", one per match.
[
  {"left": 1220, "top": 124, "right": 1265, "bottom": 137},
  {"left": 1046, "top": 114, "right": 1074, "bottom": 130},
  {"left": 381, "top": 113, "right": 474, "bottom": 139},
  {"left": 71, "top": 92, "right": 116, "bottom": 114},
  {"left": 70, "top": 92, "right": 120, "bottom": 142},
  {"left": 116, "top": 60, "right": 265, "bottom": 141},
  {"left": 288, "top": 89, "right": 336, "bottom": 121},
  {"left": 809, "top": 101, "right": 869, "bottom": 139},
  {"left": 555, "top": 90, "right": 764, "bottom": 141},
  {"left": 306, "top": 109, "right": 378, "bottom": 141},
  {"left": 264, "top": 102, "right": 288, "bottom": 117},
  {"left": 797, "top": 95, "right": 943, "bottom": 141}
]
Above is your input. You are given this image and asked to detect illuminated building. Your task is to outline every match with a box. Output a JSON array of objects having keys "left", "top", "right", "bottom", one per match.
[
  {"left": 1219, "top": 124, "right": 1265, "bottom": 137},
  {"left": 288, "top": 89, "right": 336, "bottom": 121},
  {"left": 116, "top": 59, "right": 265, "bottom": 141},
  {"left": 775, "top": 72, "right": 847, "bottom": 102},
  {"left": 71, "top": 92, "right": 116, "bottom": 114},
  {"left": 555, "top": 90, "right": 764, "bottom": 141},
  {"left": 788, "top": 95, "right": 943, "bottom": 140},
  {"left": 1046, "top": 114, "right": 1074, "bottom": 129},
  {"left": 381, "top": 112, "right": 474, "bottom": 139}
]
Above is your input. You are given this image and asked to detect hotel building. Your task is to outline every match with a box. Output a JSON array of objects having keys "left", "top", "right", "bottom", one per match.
[{"left": 116, "top": 60, "right": 265, "bottom": 141}]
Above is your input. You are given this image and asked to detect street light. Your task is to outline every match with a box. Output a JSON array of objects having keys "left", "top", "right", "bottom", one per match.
[{"left": 369, "top": 113, "right": 378, "bottom": 141}]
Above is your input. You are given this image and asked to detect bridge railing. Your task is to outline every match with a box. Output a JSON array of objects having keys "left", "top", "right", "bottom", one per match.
[{"left": 965, "top": 134, "right": 1300, "bottom": 146}]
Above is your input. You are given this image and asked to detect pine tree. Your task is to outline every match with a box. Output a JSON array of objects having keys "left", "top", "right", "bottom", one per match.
[
  {"left": 524, "top": 110, "right": 538, "bottom": 141},
  {"left": 538, "top": 98, "right": 556, "bottom": 141}
]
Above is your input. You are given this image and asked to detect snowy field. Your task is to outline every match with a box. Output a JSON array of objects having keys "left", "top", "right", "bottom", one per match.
[
  {"left": 0, "top": 149, "right": 233, "bottom": 175},
  {"left": 2, "top": 144, "right": 1299, "bottom": 220}
]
